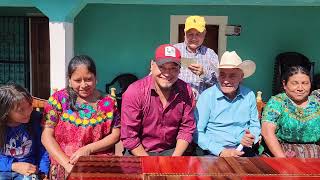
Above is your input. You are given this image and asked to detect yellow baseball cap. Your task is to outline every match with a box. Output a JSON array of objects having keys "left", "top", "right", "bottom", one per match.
[{"left": 184, "top": 16, "right": 206, "bottom": 33}]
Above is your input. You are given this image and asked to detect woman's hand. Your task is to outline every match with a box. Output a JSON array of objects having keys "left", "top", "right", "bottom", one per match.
[
  {"left": 69, "top": 145, "right": 92, "bottom": 165},
  {"left": 63, "top": 162, "right": 74, "bottom": 173},
  {"left": 11, "top": 162, "right": 38, "bottom": 176}
]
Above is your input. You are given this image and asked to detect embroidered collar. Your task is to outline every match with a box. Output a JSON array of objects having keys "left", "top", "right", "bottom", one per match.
[{"left": 47, "top": 95, "right": 115, "bottom": 127}]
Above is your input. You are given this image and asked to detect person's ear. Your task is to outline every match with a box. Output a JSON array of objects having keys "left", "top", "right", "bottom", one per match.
[
  {"left": 150, "top": 60, "right": 155, "bottom": 71},
  {"left": 240, "top": 71, "right": 244, "bottom": 80},
  {"left": 282, "top": 80, "right": 286, "bottom": 90}
]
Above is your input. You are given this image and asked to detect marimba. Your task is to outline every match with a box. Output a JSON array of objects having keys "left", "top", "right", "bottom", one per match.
[{"left": 68, "top": 156, "right": 320, "bottom": 180}]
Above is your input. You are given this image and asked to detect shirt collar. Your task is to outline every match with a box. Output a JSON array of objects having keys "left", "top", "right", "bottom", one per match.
[
  {"left": 150, "top": 76, "right": 179, "bottom": 95},
  {"left": 216, "top": 84, "right": 244, "bottom": 101}
]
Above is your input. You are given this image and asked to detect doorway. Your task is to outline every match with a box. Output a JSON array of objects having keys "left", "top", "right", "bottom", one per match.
[{"left": 30, "top": 17, "right": 50, "bottom": 99}]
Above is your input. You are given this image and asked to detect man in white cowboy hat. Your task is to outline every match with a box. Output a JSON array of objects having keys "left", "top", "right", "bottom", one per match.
[
  {"left": 174, "top": 15, "right": 219, "bottom": 99},
  {"left": 194, "top": 51, "right": 261, "bottom": 157}
]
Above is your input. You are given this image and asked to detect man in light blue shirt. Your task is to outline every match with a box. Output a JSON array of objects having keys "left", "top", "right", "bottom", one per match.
[{"left": 195, "top": 51, "right": 261, "bottom": 157}]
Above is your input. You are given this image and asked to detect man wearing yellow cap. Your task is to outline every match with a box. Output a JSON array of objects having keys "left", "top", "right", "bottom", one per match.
[{"left": 174, "top": 15, "right": 219, "bottom": 99}]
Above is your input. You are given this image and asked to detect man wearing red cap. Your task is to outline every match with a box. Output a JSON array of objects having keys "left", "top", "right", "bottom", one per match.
[{"left": 120, "top": 44, "right": 196, "bottom": 156}]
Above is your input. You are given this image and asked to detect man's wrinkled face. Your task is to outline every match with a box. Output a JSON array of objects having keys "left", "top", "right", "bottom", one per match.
[
  {"left": 218, "top": 68, "right": 244, "bottom": 97},
  {"left": 185, "top": 29, "right": 206, "bottom": 51}
]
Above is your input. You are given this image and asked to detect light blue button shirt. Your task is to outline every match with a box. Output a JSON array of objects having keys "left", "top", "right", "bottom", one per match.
[{"left": 194, "top": 84, "right": 261, "bottom": 156}]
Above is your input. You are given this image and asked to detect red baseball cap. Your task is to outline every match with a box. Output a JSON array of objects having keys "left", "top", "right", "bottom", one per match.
[{"left": 154, "top": 44, "right": 181, "bottom": 66}]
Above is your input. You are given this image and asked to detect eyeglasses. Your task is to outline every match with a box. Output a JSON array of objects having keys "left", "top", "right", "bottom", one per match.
[{"left": 158, "top": 65, "right": 180, "bottom": 74}]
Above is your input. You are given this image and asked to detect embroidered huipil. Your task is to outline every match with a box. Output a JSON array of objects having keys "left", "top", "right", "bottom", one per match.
[
  {"left": 262, "top": 93, "right": 320, "bottom": 143},
  {"left": 43, "top": 89, "right": 120, "bottom": 164}
]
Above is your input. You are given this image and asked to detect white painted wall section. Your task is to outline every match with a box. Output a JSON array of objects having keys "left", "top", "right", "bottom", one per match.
[{"left": 49, "top": 22, "right": 74, "bottom": 93}]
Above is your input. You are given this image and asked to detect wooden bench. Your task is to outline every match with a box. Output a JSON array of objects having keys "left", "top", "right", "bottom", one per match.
[{"left": 32, "top": 96, "right": 46, "bottom": 112}]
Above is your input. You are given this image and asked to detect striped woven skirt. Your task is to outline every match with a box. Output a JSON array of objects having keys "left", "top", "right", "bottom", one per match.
[{"left": 281, "top": 142, "right": 320, "bottom": 158}]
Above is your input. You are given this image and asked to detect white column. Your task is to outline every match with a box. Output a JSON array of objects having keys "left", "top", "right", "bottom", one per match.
[{"left": 49, "top": 22, "right": 74, "bottom": 93}]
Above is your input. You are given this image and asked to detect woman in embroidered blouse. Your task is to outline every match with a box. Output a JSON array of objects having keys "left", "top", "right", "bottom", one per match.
[
  {"left": 261, "top": 66, "right": 320, "bottom": 158},
  {"left": 41, "top": 55, "right": 120, "bottom": 179}
]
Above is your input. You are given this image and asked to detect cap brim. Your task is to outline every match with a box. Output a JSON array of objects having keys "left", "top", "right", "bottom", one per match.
[
  {"left": 156, "top": 59, "right": 181, "bottom": 66},
  {"left": 184, "top": 27, "right": 206, "bottom": 33}
]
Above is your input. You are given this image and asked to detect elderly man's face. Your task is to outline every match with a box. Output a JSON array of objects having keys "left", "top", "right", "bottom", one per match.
[
  {"left": 218, "top": 68, "right": 244, "bottom": 98},
  {"left": 185, "top": 29, "right": 205, "bottom": 52},
  {"left": 150, "top": 61, "right": 180, "bottom": 90}
]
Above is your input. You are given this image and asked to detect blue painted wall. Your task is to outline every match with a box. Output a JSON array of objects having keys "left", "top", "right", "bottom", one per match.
[{"left": 74, "top": 4, "right": 320, "bottom": 99}]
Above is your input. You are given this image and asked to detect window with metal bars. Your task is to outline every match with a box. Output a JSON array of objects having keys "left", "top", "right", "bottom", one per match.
[{"left": 0, "top": 16, "right": 29, "bottom": 90}]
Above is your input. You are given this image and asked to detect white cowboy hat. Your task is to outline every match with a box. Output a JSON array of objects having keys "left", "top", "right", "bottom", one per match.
[{"left": 218, "top": 51, "right": 256, "bottom": 78}]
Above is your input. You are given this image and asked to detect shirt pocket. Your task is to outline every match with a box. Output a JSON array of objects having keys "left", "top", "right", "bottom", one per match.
[
  {"left": 232, "top": 100, "right": 251, "bottom": 127},
  {"left": 165, "top": 103, "right": 183, "bottom": 128}
]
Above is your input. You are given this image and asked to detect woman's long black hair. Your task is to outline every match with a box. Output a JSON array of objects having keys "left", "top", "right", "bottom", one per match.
[
  {"left": 281, "top": 66, "right": 311, "bottom": 85},
  {"left": 67, "top": 55, "right": 97, "bottom": 111}
]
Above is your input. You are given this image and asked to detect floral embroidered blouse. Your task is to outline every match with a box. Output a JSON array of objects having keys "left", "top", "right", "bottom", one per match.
[
  {"left": 262, "top": 93, "right": 320, "bottom": 143},
  {"left": 43, "top": 89, "right": 120, "bottom": 163}
]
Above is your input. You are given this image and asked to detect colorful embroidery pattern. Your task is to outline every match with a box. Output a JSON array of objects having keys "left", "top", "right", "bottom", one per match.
[
  {"left": 60, "top": 110, "right": 113, "bottom": 127},
  {"left": 262, "top": 93, "right": 320, "bottom": 143},
  {"left": 48, "top": 96, "right": 62, "bottom": 111},
  {"left": 45, "top": 90, "right": 115, "bottom": 127},
  {"left": 274, "top": 94, "right": 320, "bottom": 122},
  {"left": 42, "top": 89, "right": 120, "bottom": 160}
]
